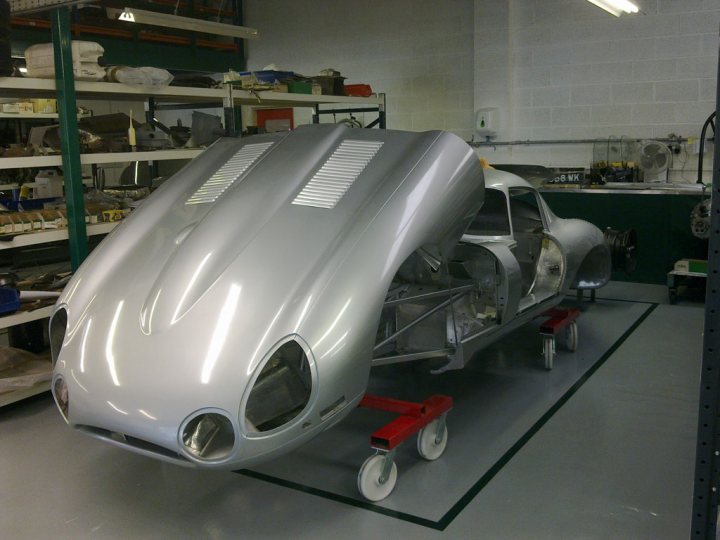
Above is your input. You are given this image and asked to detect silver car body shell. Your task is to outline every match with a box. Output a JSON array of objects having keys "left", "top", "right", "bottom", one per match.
[
  {"left": 448, "top": 169, "right": 610, "bottom": 366},
  {"left": 51, "top": 125, "right": 486, "bottom": 468}
]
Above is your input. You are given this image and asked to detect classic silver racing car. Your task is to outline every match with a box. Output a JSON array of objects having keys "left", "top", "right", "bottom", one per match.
[{"left": 50, "top": 124, "right": 610, "bottom": 476}]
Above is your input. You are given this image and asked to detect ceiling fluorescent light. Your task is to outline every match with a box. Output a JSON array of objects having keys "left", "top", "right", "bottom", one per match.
[
  {"left": 108, "top": 7, "right": 259, "bottom": 40},
  {"left": 586, "top": 0, "right": 639, "bottom": 17}
]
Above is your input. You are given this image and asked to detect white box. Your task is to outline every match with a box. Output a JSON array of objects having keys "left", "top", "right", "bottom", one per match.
[{"left": 34, "top": 171, "right": 64, "bottom": 199}]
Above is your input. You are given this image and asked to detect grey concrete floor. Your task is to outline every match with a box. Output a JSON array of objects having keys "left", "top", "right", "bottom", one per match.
[{"left": 0, "top": 282, "right": 704, "bottom": 539}]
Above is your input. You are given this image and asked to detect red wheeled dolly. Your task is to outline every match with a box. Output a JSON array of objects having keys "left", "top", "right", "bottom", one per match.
[
  {"left": 355, "top": 394, "right": 453, "bottom": 501},
  {"left": 539, "top": 307, "right": 580, "bottom": 370}
]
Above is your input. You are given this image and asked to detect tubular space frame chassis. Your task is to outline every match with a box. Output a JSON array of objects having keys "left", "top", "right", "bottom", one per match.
[
  {"left": 371, "top": 283, "right": 474, "bottom": 368},
  {"left": 371, "top": 285, "right": 581, "bottom": 371}
]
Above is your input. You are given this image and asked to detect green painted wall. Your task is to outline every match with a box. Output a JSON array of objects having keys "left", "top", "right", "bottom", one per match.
[{"left": 541, "top": 191, "right": 708, "bottom": 284}]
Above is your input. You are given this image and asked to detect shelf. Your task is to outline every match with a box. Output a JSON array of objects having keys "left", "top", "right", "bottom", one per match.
[
  {"left": 0, "top": 305, "right": 55, "bottom": 407},
  {"left": 0, "top": 77, "right": 227, "bottom": 103},
  {"left": 230, "top": 88, "right": 385, "bottom": 108},
  {"left": 0, "top": 112, "right": 91, "bottom": 119},
  {"left": 0, "top": 148, "right": 204, "bottom": 169},
  {"left": 0, "top": 380, "right": 50, "bottom": 407},
  {"left": 0, "top": 78, "right": 385, "bottom": 109},
  {"left": 539, "top": 183, "right": 706, "bottom": 196},
  {"left": 0, "top": 112, "right": 59, "bottom": 119},
  {"left": 0, "top": 305, "right": 53, "bottom": 330},
  {"left": 0, "top": 221, "right": 118, "bottom": 250}
]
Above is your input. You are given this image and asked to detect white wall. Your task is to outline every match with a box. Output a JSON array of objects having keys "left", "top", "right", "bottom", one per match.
[
  {"left": 244, "top": 0, "right": 475, "bottom": 139},
  {"left": 475, "top": 0, "right": 720, "bottom": 181},
  {"left": 245, "top": 0, "right": 718, "bottom": 181}
]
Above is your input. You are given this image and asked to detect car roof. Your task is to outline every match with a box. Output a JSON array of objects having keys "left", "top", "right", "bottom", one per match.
[{"left": 484, "top": 168, "right": 536, "bottom": 192}]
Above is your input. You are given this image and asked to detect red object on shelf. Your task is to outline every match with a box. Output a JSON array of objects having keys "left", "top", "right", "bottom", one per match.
[
  {"left": 344, "top": 84, "right": 373, "bottom": 97},
  {"left": 358, "top": 394, "right": 453, "bottom": 451},
  {"left": 539, "top": 307, "right": 580, "bottom": 336},
  {"left": 256, "top": 108, "right": 294, "bottom": 131}
]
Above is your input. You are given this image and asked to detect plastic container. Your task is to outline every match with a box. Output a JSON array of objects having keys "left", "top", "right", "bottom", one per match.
[
  {"left": 250, "top": 70, "right": 294, "bottom": 83},
  {"left": 288, "top": 80, "right": 312, "bottom": 94},
  {"left": 344, "top": 84, "right": 373, "bottom": 97},
  {"left": 313, "top": 75, "right": 346, "bottom": 96},
  {"left": 25, "top": 41, "right": 105, "bottom": 81},
  {"left": 0, "top": 287, "right": 20, "bottom": 315},
  {"left": 235, "top": 70, "right": 294, "bottom": 89}
]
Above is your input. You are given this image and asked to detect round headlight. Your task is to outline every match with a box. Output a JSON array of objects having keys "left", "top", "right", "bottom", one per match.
[
  {"left": 181, "top": 412, "right": 235, "bottom": 461},
  {"left": 245, "top": 340, "right": 312, "bottom": 433},
  {"left": 53, "top": 377, "right": 69, "bottom": 422}
]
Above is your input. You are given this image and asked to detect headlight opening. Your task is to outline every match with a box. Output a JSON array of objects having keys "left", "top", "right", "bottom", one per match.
[
  {"left": 181, "top": 412, "right": 235, "bottom": 461},
  {"left": 245, "top": 340, "right": 312, "bottom": 433},
  {"left": 53, "top": 377, "right": 69, "bottom": 422},
  {"left": 50, "top": 307, "right": 68, "bottom": 367}
]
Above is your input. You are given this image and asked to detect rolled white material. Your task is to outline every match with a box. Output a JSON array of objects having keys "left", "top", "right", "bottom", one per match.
[{"left": 19, "top": 290, "right": 62, "bottom": 301}]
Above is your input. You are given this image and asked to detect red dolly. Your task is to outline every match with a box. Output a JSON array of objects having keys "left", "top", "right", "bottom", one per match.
[
  {"left": 355, "top": 394, "right": 453, "bottom": 501},
  {"left": 539, "top": 307, "right": 580, "bottom": 369}
]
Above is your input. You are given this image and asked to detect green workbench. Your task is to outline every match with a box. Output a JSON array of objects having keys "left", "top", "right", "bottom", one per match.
[{"left": 540, "top": 185, "right": 709, "bottom": 284}]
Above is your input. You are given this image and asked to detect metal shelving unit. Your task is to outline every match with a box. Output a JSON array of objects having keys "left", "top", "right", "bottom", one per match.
[
  {"left": 0, "top": 149, "right": 205, "bottom": 169},
  {"left": 0, "top": 220, "right": 118, "bottom": 407},
  {"left": 691, "top": 51, "right": 720, "bottom": 539},
  {"left": 0, "top": 112, "right": 58, "bottom": 119},
  {"left": 0, "top": 379, "right": 51, "bottom": 407},
  {"left": 0, "top": 76, "right": 227, "bottom": 102},
  {"left": 0, "top": 305, "right": 53, "bottom": 329},
  {"left": 0, "top": 5, "right": 387, "bottom": 409},
  {"left": 0, "top": 221, "right": 118, "bottom": 249}
]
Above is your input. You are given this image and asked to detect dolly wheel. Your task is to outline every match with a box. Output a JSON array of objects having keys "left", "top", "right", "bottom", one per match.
[
  {"left": 543, "top": 336, "right": 555, "bottom": 370},
  {"left": 417, "top": 418, "right": 448, "bottom": 461},
  {"left": 564, "top": 321, "right": 578, "bottom": 352},
  {"left": 357, "top": 454, "right": 397, "bottom": 501}
]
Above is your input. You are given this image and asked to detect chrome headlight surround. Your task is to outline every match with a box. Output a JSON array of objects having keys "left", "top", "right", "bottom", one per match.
[
  {"left": 178, "top": 408, "right": 237, "bottom": 463},
  {"left": 241, "top": 335, "right": 316, "bottom": 436}
]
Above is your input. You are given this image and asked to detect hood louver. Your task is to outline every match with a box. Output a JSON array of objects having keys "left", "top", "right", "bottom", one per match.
[
  {"left": 186, "top": 142, "right": 274, "bottom": 205},
  {"left": 292, "top": 139, "right": 383, "bottom": 209}
]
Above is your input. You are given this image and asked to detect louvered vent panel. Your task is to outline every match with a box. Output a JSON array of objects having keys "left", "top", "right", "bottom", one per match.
[
  {"left": 186, "top": 142, "right": 274, "bottom": 205},
  {"left": 292, "top": 140, "right": 383, "bottom": 209}
]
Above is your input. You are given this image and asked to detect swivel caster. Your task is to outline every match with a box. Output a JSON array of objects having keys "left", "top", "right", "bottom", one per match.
[
  {"left": 543, "top": 335, "right": 555, "bottom": 370},
  {"left": 564, "top": 321, "right": 578, "bottom": 352},
  {"left": 357, "top": 452, "right": 397, "bottom": 501},
  {"left": 417, "top": 417, "right": 448, "bottom": 461}
]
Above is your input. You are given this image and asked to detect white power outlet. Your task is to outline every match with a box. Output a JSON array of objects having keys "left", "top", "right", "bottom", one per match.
[{"left": 475, "top": 108, "right": 498, "bottom": 139}]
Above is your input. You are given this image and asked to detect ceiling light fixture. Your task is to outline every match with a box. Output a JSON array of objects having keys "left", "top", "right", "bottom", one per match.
[
  {"left": 107, "top": 7, "right": 259, "bottom": 39},
  {"left": 586, "top": 0, "right": 639, "bottom": 17}
]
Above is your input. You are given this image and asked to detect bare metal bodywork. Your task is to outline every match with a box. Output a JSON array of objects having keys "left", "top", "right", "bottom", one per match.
[{"left": 50, "top": 125, "right": 610, "bottom": 469}]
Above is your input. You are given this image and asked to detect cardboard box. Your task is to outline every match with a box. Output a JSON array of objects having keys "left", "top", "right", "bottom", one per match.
[
  {"left": 32, "top": 99, "right": 57, "bottom": 114},
  {"left": 2, "top": 102, "right": 35, "bottom": 113},
  {"left": 34, "top": 171, "right": 64, "bottom": 199}
]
